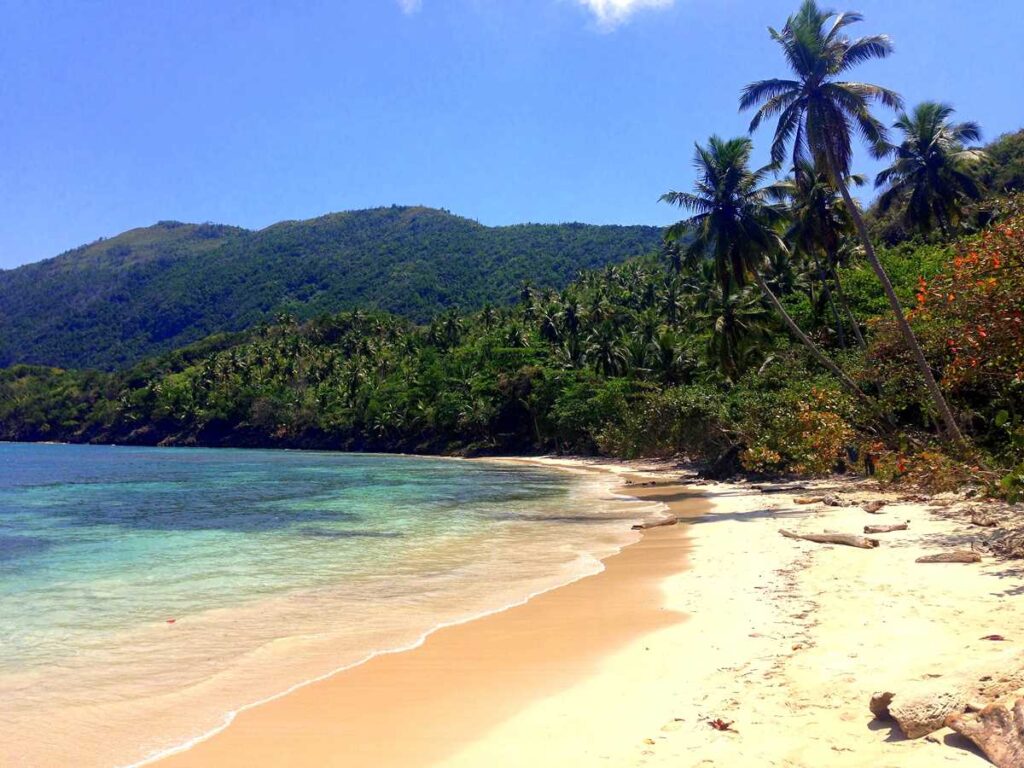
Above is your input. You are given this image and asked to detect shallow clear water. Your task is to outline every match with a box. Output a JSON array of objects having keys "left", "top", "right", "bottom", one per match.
[{"left": 0, "top": 443, "right": 654, "bottom": 767}]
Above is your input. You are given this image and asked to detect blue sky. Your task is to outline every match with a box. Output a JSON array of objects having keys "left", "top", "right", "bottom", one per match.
[{"left": 1, "top": 0, "right": 1021, "bottom": 269}]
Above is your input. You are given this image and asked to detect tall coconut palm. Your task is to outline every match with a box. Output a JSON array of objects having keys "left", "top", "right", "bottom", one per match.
[
  {"left": 698, "top": 282, "right": 773, "bottom": 381},
  {"left": 781, "top": 160, "right": 867, "bottom": 347},
  {"left": 585, "top": 321, "right": 628, "bottom": 377},
  {"left": 740, "top": 0, "right": 964, "bottom": 443},
  {"left": 875, "top": 101, "right": 986, "bottom": 236},
  {"left": 661, "top": 135, "right": 868, "bottom": 400}
]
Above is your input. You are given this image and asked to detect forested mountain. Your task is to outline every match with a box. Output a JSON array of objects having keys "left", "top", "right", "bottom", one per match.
[
  {"left": 0, "top": 207, "right": 662, "bottom": 370},
  {"left": 2, "top": 200, "right": 1021, "bottom": 495}
]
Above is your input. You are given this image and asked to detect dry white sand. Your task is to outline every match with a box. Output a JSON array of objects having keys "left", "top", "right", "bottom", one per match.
[{"left": 444, "top": 461, "right": 1011, "bottom": 767}]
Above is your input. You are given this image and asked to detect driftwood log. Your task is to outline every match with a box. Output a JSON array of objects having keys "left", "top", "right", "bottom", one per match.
[
  {"left": 821, "top": 494, "right": 849, "bottom": 507},
  {"left": 631, "top": 517, "right": 678, "bottom": 531},
  {"left": 871, "top": 657, "right": 1024, "bottom": 740},
  {"left": 947, "top": 699, "right": 1024, "bottom": 768},
  {"left": 862, "top": 500, "right": 887, "bottom": 514},
  {"left": 754, "top": 483, "right": 807, "bottom": 494},
  {"left": 793, "top": 496, "right": 824, "bottom": 505},
  {"left": 916, "top": 551, "right": 982, "bottom": 563},
  {"left": 971, "top": 512, "right": 999, "bottom": 528},
  {"left": 870, "top": 687, "right": 969, "bottom": 738},
  {"left": 779, "top": 529, "right": 880, "bottom": 549},
  {"left": 864, "top": 523, "right": 908, "bottom": 534}
]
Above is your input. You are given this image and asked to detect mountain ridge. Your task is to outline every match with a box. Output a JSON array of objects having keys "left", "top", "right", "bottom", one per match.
[{"left": 0, "top": 206, "right": 663, "bottom": 370}]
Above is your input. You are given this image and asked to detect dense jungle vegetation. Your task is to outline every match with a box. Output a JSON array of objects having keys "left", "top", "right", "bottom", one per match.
[
  {"left": 0, "top": 207, "right": 662, "bottom": 370},
  {"left": 2, "top": 2, "right": 1023, "bottom": 496}
]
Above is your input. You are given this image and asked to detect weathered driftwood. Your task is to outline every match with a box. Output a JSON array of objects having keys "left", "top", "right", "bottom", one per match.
[
  {"left": 631, "top": 517, "right": 678, "bottom": 531},
  {"left": 753, "top": 483, "right": 807, "bottom": 494},
  {"left": 947, "top": 699, "right": 1024, "bottom": 768},
  {"left": 971, "top": 512, "right": 999, "bottom": 528},
  {"left": 793, "top": 496, "right": 824, "bottom": 505},
  {"left": 916, "top": 551, "right": 982, "bottom": 563},
  {"left": 871, "top": 685, "right": 970, "bottom": 738},
  {"left": 864, "top": 523, "right": 908, "bottom": 534},
  {"left": 821, "top": 493, "right": 849, "bottom": 507},
  {"left": 862, "top": 500, "right": 887, "bottom": 514},
  {"left": 779, "top": 529, "right": 880, "bottom": 549},
  {"left": 871, "top": 658, "right": 1024, "bottom": 740}
]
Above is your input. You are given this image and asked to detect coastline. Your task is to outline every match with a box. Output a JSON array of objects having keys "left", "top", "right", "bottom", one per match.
[
  {"left": 147, "top": 456, "right": 1016, "bottom": 767},
  {"left": 150, "top": 456, "right": 702, "bottom": 767}
]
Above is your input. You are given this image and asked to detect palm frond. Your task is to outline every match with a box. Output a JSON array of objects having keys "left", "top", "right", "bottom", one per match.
[
  {"left": 739, "top": 79, "right": 800, "bottom": 112},
  {"left": 838, "top": 34, "right": 895, "bottom": 70}
]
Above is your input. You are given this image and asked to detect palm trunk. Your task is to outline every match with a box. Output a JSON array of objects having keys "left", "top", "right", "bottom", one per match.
[
  {"left": 829, "top": 261, "right": 867, "bottom": 349},
  {"left": 830, "top": 169, "right": 965, "bottom": 445},
  {"left": 815, "top": 253, "right": 846, "bottom": 347},
  {"left": 752, "top": 271, "right": 871, "bottom": 406}
]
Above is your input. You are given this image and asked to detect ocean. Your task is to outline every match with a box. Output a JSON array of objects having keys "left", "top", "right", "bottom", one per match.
[{"left": 0, "top": 443, "right": 655, "bottom": 767}]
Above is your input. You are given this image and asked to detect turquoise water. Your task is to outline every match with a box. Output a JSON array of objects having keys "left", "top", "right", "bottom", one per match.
[{"left": 0, "top": 444, "right": 653, "bottom": 767}]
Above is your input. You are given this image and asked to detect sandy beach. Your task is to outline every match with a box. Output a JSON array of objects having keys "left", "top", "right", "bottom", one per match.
[{"left": 153, "top": 458, "right": 1020, "bottom": 767}]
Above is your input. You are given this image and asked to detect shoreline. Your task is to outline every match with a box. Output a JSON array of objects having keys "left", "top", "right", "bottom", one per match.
[
  {"left": 150, "top": 457, "right": 702, "bottom": 768},
  {"left": 149, "top": 457, "right": 1023, "bottom": 767},
  {"left": 4, "top": 450, "right": 659, "bottom": 768}
]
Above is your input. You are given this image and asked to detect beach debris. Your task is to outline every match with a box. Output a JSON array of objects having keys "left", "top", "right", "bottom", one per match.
[
  {"left": 870, "top": 685, "right": 969, "bottom": 739},
  {"left": 971, "top": 511, "right": 1000, "bottom": 528},
  {"left": 821, "top": 494, "right": 850, "bottom": 507},
  {"left": 869, "top": 691, "right": 895, "bottom": 720},
  {"left": 754, "top": 483, "right": 807, "bottom": 494},
  {"left": 872, "top": 658, "right": 1024, "bottom": 741},
  {"left": 916, "top": 551, "right": 983, "bottom": 563},
  {"left": 707, "top": 718, "right": 735, "bottom": 732},
  {"left": 780, "top": 529, "right": 880, "bottom": 549},
  {"left": 946, "top": 698, "right": 1024, "bottom": 768},
  {"left": 900, "top": 494, "right": 931, "bottom": 503},
  {"left": 982, "top": 635, "right": 1008, "bottom": 642},
  {"left": 166, "top": 619, "right": 176, "bottom": 624},
  {"left": 794, "top": 496, "right": 825, "bottom": 505},
  {"left": 700, "top": 445, "right": 744, "bottom": 481},
  {"left": 632, "top": 517, "right": 678, "bottom": 531},
  {"left": 862, "top": 500, "right": 888, "bottom": 514},
  {"left": 864, "top": 523, "right": 908, "bottom": 534}
]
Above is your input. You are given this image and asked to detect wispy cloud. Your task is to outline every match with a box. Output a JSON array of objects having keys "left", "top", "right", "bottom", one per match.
[
  {"left": 575, "top": 0, "right": 674, "bottom": 29},
  {"left": 396, "top": 0, "right": 673, "bottom": 28}
]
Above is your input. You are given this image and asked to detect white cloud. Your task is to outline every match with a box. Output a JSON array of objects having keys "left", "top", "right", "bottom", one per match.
[
  {"left": 575, "top": 0, "right": 674, "bottom": 29},
  {"left": 397, "top": 0, "right": 422, "bottom": 15}
]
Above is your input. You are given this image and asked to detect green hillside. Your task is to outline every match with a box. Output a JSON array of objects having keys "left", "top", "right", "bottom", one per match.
[{"left": 0, "top": 207, "right": 662, "bottom": 370}]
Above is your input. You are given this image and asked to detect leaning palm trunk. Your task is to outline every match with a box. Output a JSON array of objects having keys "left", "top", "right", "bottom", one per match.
[
  {"left": 830, "top": 165, "right": 965, "bottom": 445},
  {"left": 829, "top": 262, "right": 867, "bottom": 349},
  {"left": 751, "top": 271, "right": 871, "bottom": 406},
  {"left": 813, "top": 254, "right": 847, "bottom": 348}
]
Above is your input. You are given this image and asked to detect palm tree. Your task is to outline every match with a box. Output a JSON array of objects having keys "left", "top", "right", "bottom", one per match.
[
  {"left": 585, "top": 321, "right": 628, "bottom": 377},
  {"left": 650, "top": 329, "right": 691, "bottom": 384},
  {"left": 661, "top": 239, "right": 686, "bottom": 275},
  {"left": 661, "top": 135, "right": 867, "bottom": 400},
  {"left": 875, "top": 101, "right": 986, "bottom": 236},
  {"left": 698, "top": 283, "right": 773, "bottom": 381},
  {"left": 781, "top": 160, "right": 867, "bottom": 347},
  {"left": 741, "top": 0, "right": 964, "bottom": 443}
]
